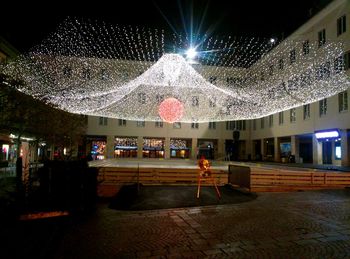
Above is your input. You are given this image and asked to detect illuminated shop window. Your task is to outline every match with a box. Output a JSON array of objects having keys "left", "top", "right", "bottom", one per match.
[{"left": 335, "top": 140, "right": 341, "bottom": 160}]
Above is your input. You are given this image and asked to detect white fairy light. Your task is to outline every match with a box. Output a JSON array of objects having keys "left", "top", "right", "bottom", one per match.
[{"left": 0, "top": 18, "right": 349, "bottom": 122}]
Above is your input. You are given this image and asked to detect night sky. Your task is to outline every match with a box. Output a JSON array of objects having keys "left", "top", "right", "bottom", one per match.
[{"left": 0, "top": 0, "right": 332, "bottom": 53}]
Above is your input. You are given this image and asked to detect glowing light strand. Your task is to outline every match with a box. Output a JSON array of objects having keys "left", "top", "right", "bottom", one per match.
[{"left": 1, "top": 18, "right": 349, "bottom": 122}]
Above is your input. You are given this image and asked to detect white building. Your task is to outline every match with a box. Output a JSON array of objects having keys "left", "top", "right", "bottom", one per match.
[{"left": 86, "top": 0, "right": 350, "bottom": 166}]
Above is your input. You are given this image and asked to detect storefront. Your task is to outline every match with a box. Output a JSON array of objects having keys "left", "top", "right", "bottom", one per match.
[
  {"left": 0, "top": 134, "right": 16, "bottom": 165},
  {"left": 198, "top": 139, "right": 217, "bottom": 159},
  {"left": 143, "top": 138, "right": 165, "bottom": 158},
  {"left": 315, "top": 129, "right": 341, "bottom": 165},
  {"left": 170, "top": 138, "right": 191, "bottom": 159},
  {"left": 114, "top": 137, "right": 138, "bottom": 158},
  {"left": 298, "top": 135, "right": 313, "bottom": 163},
  {"left": 86, "top": 136, "right": 107, "bottom": 160}
]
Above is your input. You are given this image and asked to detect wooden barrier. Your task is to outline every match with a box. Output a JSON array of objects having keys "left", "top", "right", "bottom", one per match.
[
  {"left": 97, "top": 167, "right": 228, "bottom": 186},
  {"left": 229, "top": 164, "right": 350, "bottom": 192},
  {"left": 228, "top": 165, "right": 251, "bottom": 189}
]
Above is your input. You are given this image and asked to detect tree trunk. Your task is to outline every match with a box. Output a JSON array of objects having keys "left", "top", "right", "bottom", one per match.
[{"left": 16, "top": 136, "right": 23, "bottom": 194}]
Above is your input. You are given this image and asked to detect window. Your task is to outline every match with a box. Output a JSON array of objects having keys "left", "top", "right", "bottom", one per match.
[
  {"left": 156, "top": 94, "right": 164, "bottom": 104},
  {"left": 279, "top": 59, "right": 284, "bottom": 70},
  {"left": 100, "top": 69, "right": 108, "bottom": 80},
  {"left": 236, "top": 120, "right": 246, "bottom": 131},
  {"left": 315, "top": 62, "right": 330, "bottom": 80},
  {"left": 173, "top": 122, "right": 181, "bottom": 129},
  {"left": 335, "top": 141, "right": 341, "bottom": 160},
  {"left": 63, "top": 66, "right": 72, "bottom": 77},
  {"left": 303, "top": 104, "right": 310, "bottom": 120},
  {"left": 290, "top": 49, "right": 296, "bottom": 64},
  {"left": 226, "top": 77, "right": 234, "bottom": 86},
  {"left": 209, "top": 76, "right": 217, "bottom": 84},
  {"left": 192, "top": 96, "right": 199, "bottom": 107},
  {"left": 344, "top": 51, "right": 350, "bottom": 70},
  {"left": 337, "top": 15, "right": 346, "bottom": 36},
  {"left": 226, "top": 77, "right": 244, "bottom": 87},
  {"left": 122, "top": 71, "right": 129, "bottom": 81},
  {"left": 339, "top": 91, "right": 348, "bottom": 112},
  {"left": 287, "top": 77, "right": 298, "bottom": 92},
  {"left": 260, "top": 72, "right": 265, "bottom": 81},
  {"left": 138, "top": 93, "right": 146, "bottom": 104},
  {"left": 260, "top": 118, "right": 264, "bottom": 129},
  {"left": 318, "top": 29, "right": 326, "bottom": 47},
  {"left": 209, "top": 98, "right": 216, "bottom": 107},
  {"left": 99, "top": 117, "right": 108, "bottom": 126},
  {"left": 300, "top": 71, "right": 313, "bottom": 88},
  {"left": 319, "top": 98, "right": 327, "bottom": 116},
  {"left": 302, "top": 40, "right": 310, "bottom": 55},
  {"left": 334, "top": 56, "right": 345, "bottom": 74},
  {"left": 191, "top": 119, "right": 199, "bottom": 129},
  {"left": 208, "top": 121, "right": 216, "bottom": 129},
  {"left": 279, "top": 111, "right": 284, "bottom": 125},
  {"left": 82, "top": 68, "right": 91, "bottom": 80},
  {"left": 226, "top": 121, "right": 235, "bottom": 130},
  {"left": 136, "top": 120, "right": 145, "bottom": 127},
  {"left": 225, "top": 104, "right": 232, "bottom": 115},
  {"left": 268, "top": 115, "right": 273, "bottom": 127},
  {"left": 118, "top": 119, "right": 126, "bottom": 126},
  {"left": 290, "top": 108, "right": 296, "bottom": 123},
  {"left": 155, "top": 121, "right": 163, "bottom": 128},
  {"left": 253, "top": 119, "right": 256, "bottom": 131},
  {"left": 155, "top": 119, "right": 163, "bottom": 128}
]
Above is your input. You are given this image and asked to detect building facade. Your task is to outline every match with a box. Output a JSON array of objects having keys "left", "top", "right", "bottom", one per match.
[
  {"left": 85, "top": 0, "right": 350, "bottom": 166},
  {"left": 249, "top": 0, "right": 350, "bottom": 166}
]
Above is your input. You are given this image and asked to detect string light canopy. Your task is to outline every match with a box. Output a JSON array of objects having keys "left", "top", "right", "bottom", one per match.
[{"left": 1, "top": 17, "right": 349, "bottom": 123}]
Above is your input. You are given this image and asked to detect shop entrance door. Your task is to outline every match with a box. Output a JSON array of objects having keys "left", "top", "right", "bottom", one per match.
[{"left": 322, "top": 142, "right": 332, "bottom": 164}]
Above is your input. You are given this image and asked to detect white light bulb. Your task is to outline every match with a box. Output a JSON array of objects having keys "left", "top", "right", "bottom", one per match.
[{"left": 186, "top": 47, "right": 197, "bottom": 59}]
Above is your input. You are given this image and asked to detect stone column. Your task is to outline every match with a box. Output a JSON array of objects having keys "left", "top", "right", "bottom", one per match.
[
  {"left": 341, "top": 129, "right": 349, "bottom": 166},
  {"left": 245, "top": 139, "right": 252, "bottom": 161},
  {"left": 217, "top": 138, "right": 225, "bottom": 160},
  {"left": 312, "top": 135, "right": 322, "bottom": 165},
  {"left": 30, "top": 142, "right": 37, "bottom": 163},
  {"left": 106, "top": 135, "right": 114, "bottom": 159},
  {"left": 137, "top": 136, "right": 143, "bottom": 159},
  {"left": 164, "top": 137, "right": 170, "bottom": 159},
  {"left": 49, "top": 144, "right": 54, "bottom": 160},
  {"left": 261, "top": 139, "right": 265, "bottom": 160},
  {"left": 191, "top": 138, "right": 198, "bottom": 160},
  {"left": 274, "top": 137, "right": 280, "bottom": 162},
  {"left": 291, "top": 135, "right": 300, "bottom": 163}
]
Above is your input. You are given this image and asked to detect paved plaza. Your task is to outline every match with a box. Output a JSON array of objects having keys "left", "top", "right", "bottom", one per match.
[{"left": 2, "top": 187, "right": 350, "bottom": 258}]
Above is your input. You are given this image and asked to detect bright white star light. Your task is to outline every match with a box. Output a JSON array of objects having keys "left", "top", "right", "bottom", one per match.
[{"left": 185, "top": 47, "right": 197, "bottom": 59}]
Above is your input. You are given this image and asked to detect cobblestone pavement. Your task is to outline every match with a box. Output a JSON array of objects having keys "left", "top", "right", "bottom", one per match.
[
  {"left": 4, "top": 188, "right": 350, "bottom": 258},
  {"left": 46, "top": 188, "right": 350, "bottom": 258}
]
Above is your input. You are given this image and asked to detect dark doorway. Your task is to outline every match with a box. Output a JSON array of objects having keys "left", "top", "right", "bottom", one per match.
[
  {"left": 225, "top": 139, "right": 234, "bottom": 160},
  {"left": 253, "top": 140, "right": 262, "bottom": 161},
  {"left": 322, "top": 141, "right": 332, "bottom": 164},
  {"left": 265, "top": 138, "right": 274, "bottom": 161},
  {"left": 299, "top": 143, "right": 313, "bottom": 163},
  {"left": 198, "top": 139, "right": 216, "bottom": 159}
]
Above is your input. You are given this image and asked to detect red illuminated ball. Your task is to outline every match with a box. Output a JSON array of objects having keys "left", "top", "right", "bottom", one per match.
[{"left": 158, "top": 97, "right": 184, "bottom": 123}]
